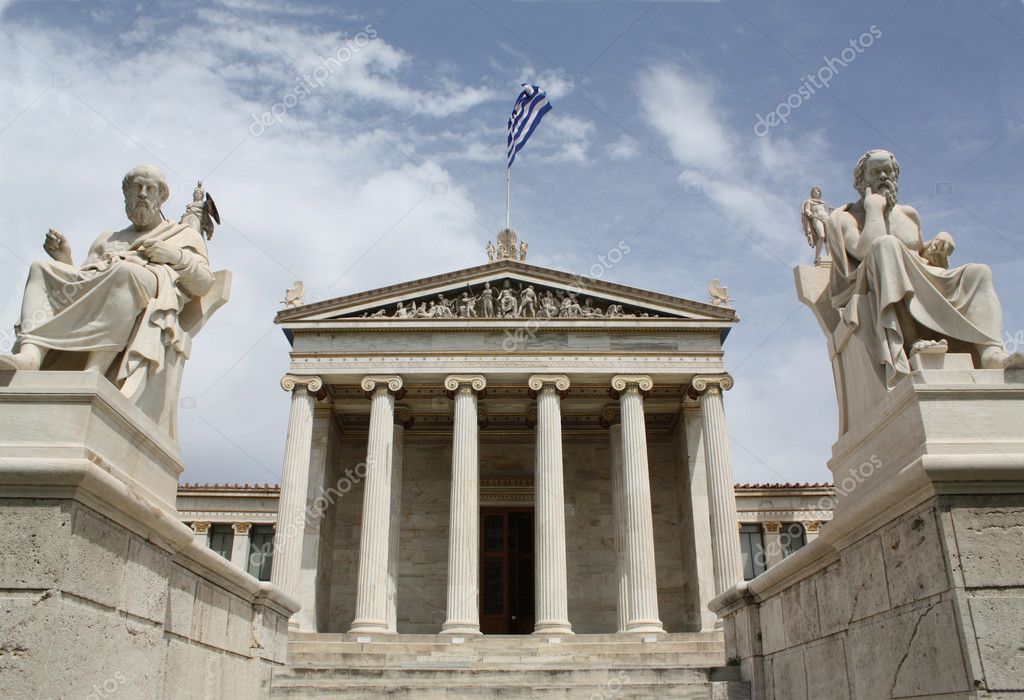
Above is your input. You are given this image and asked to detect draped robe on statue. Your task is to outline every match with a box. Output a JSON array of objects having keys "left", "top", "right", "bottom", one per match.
[
  {"left": 17, "top": 220, "right": 214, "bottom": 438},
  {"left": 825, "top": 204, "right": 1004, "bottom": 388}
]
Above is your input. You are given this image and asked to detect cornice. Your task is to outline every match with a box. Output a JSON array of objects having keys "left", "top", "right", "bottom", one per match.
[{"left": 275, "top": 260, "right": 736, "bottom": 324}]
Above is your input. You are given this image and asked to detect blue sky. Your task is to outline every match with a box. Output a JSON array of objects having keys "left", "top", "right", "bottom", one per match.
[{"left": 2, "top": 0, "right": 1023, "bottom": 487}]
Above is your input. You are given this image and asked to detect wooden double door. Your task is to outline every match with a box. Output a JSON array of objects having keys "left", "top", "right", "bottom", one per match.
[{"left": 480, "top": 508, "right": 535, "bottom": 634}]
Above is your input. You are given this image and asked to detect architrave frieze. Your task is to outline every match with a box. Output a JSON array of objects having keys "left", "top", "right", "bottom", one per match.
[{"left": 287, "top": 354, "right": 725, "bottom": 375}]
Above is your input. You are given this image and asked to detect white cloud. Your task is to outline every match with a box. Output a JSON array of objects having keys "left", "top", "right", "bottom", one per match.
[
  {"left": 606, "top": 134, "right": 641, "bottom": 160},
  {"left": 0, "top": 9, "right": 491, "bottom": 485}
]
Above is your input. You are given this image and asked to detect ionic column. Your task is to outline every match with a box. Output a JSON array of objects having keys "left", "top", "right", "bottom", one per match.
[
  {"left": 230, "top": 523, "right": 251, "bottom": 570},
  {"left": 611, "top": 375, "right": 664, "bottom": 634},
  {"left": 441, "top": 375, "right": 487, "bottom": 636},
  {"left": 529, "top": 375, "right": 573, "bottom": 636},
  {"left": 601, "top": 406, "right": 629, "bottom": 633},
  {"left": 351, "top": 376, "right": 404, "bottom": 634},
  {"left": 691, "top": 374, "right": 744, "bottom": 596},
  {"left": 387, "top": 409, "right": 412, "bottom": 633},
  {"left": 191, "top": 521, "right": 210, "bottom": 546},
  {"left": 762, "top": 521, "right": 784, "bottom": 568},
  {"left": 271, "top": 375, "right": 324, "bottom": 599}
]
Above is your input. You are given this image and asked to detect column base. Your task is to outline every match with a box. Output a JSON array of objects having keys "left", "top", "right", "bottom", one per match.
[
  {"left": 349, "top": 620, "right": 395, "bottom": 635},
  {"left": 532, "top": 622, "right": 574, "bottom": 636},
  {"left": 440, "top": 622, "right": 482, "bottom": 636},
  {"left": 621, "top": 621, "right": 665, "bottom": 634}
]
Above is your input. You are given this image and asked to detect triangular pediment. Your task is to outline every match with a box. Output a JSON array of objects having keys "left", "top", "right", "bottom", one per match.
[{"left": 276, "top": 261, "right": 735, "bottom": 325}]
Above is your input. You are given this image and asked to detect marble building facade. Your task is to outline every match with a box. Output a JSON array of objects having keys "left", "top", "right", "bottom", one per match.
[{"left": 200, "top": 256, "right": 833, "bottom": 639}]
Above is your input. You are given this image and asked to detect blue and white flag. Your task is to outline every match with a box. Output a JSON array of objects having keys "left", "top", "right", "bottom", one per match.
[{"left": 507, "top": 83, "right": 552, "bottom": 169}]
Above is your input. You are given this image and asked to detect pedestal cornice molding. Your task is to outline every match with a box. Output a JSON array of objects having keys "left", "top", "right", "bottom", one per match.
[
  {"left": 609, "top": 374, "right": 653, "bottom": 398},
  {"left": 528, "top": 374, "right": 570, "bottom": 399},
  {"left": 280, "top": 374, "right": 324, "bottom": 394},
  {"left": 444, "top": 374, "right": 487, "bottom": 398},
  {"left": 690, "top": 373, "right": 734, "bottom": 396}
]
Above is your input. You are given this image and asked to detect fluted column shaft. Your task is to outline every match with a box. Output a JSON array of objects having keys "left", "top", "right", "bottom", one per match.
[
  {"left": 607, "top": 418, "right": 629, "bottom": 633},
  {"left": 442, "top": 375, "right": 486, "bottom": 635},
  {"left": 271, "top": 375, "right": 323, "bottom": 599},
  {"left": 386, "top": 422, "right": 406, "bottom": 633},
  {"left": 530, "top": 375, "right": 572, "bottom": 635},
  {"left": 694, "top": 375, "right": 744, "bottom": 596},
  {"left": 612, "top": 375, "right": 664, "bottom": 634},
  {"left": 351, "top": 376, "right": 403, "bottom": 634}
]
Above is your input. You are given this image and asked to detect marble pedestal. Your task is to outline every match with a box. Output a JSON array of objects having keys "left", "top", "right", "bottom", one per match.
[
  {"left": 711, "top": 365, "right": 1024, "bottom": 699},
  {"left": 0, "top": 370, "right": 298, "bottom": 699}
]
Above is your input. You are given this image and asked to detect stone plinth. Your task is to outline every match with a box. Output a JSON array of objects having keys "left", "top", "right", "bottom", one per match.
[
  {"left": 0, "top": 372, "right": 298, "bottom": 699},
  {"left": 0, "top": 371, "right": 184, "bottom": 511},
  {"left": 710, "top": 367, "right": 1024, "bottom": 698}
]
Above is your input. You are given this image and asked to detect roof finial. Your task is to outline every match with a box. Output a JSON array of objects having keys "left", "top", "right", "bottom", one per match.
[{"left": 488, "top": 228, "right": 527, "bottom": 263}]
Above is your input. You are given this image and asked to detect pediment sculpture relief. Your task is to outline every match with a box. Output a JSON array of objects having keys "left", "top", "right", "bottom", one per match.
[{"left": 353, "top": 279, "right": 663, "bottom": 320}]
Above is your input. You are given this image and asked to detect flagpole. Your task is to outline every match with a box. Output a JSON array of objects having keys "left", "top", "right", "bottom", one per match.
[{"left": 505, "top": 166, "right": 511, "bottom": 230}]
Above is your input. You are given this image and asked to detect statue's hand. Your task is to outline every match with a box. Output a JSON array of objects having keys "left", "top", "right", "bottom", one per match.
[
  {"left": 138, "top": 239, "right": 183, "bottom": 265},
  {"left": 43, "top": 229, "right": 73, "bottom": 264},
  {"left": 863, "top": 186, "right": 886, "bottom": 214},
  {"left": 924, "top": 231, "right": 955, "bottom": 268}
]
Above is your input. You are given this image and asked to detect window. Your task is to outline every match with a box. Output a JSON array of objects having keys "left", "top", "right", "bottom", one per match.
[
  {"left": 208, "top": 524, "right": 233, "bottom": 561},
  {"left": 780, "top": 522, "right": 806, "bottom": 558},
  {"left": 739, "top": 524, "right": 767, "bottom": 580},
  {"left": 248, "top": 525, "right": 274, "bottom": 581}
]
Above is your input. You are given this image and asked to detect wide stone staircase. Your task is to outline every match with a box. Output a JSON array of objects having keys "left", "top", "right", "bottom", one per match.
[{"left": 270, "top": 631, "right": 750, "bottom": 698}]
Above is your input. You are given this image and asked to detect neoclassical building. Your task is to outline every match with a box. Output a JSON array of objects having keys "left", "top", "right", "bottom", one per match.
[
  {"left": 180, "top": 481, "right": 834, "bottom": 588},
  {"left": 257, "top": 248, "right": 778, "bottom": 638}
]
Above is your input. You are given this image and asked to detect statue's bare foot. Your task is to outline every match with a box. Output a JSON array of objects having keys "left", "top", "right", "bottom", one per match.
[
  {"left": 0, "top": 351, "right": 42, "bottom": 371},
  {"left": 982, "top": 346, "right": 1024, "bottom": 369},
  {"left": 910, "top": 338, "right": 948, "bottom": 356}
]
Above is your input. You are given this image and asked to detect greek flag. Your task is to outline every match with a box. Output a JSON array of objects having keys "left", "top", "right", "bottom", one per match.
[{"left": 507, "top": 84, "right": 552, "bottom": 169}]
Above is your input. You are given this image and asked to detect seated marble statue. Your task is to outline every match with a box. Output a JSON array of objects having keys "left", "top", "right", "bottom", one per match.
[
  {"left": 826, "top": 149, "right": 1024, "bottom": 387},
  {"left": 0, "top": 165, "right": 221, "bottom": 438}
]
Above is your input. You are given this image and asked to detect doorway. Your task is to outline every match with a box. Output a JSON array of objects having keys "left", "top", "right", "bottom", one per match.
[{"left": 480, "top": 507, "right": 534, "bottom": 634}]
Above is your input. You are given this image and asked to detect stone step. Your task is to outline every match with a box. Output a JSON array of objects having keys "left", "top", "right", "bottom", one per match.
[
  {"left": 288, "top": 631, "right": 721, "bottom": 645},
  {"left": 287, "top": 651, "right": 726, "bottom": 669},
  {"left": 270, "top": 666, "right": 749, "bottom": 699},
  {"left": 288, "top": 639, "right": 724, "bottom": 655}
]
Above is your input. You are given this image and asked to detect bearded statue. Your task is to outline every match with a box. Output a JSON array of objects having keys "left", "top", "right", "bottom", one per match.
[
  {"left": 826, "top": 149, "right": 1023, "bottom": 387},
  {"left": 0, "top": 165, "right": 229, "bottom": 439}
]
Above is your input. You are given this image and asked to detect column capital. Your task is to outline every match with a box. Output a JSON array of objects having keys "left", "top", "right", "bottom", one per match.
[
  {"left": 191, "top": 521, "right": 211, "bottom": 534},
  {"left": 599, "top": 404, "right": 621, "bottom": 428},
  {"left": 763, "top": 520, "right": 782, "bottom": 534},
  {"left": 232, "top": 522, "right": 252, "bottom": 535},
  {"left": 394, "top": 406, "right": 415, "bottom": 429},
  {"left": 281, "top": 374, "right": 324, "bottom": 394},
  {"left": 361, "top": 375, "right": 404, "bottom": 398},
  {"left": 689, "top": 374, "right": 734, "bottom": 396},
  {"left": 528, "top": 374, "right": 570, "bottom": 398},
  {"left": 610, "top": 374, "right": 653, "bottom": 398},
  {"left": 444, "top": 374, "right": 487, "bottom": 398},
  {"left": 802, "top": 520, "right": 821, "bottom": 534}
]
